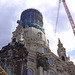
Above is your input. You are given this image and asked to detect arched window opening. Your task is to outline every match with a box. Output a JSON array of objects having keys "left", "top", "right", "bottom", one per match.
[
  {"left": 48, "top": 59, "right": 54, "bottom": 66},
  {"left": 12, "top": 38, "right": 16, "bottom": 42},
  {"left": 43, "top": 47, "right": 47, "bottom": 53},
  {"left": 62, "top": 56, "right": 65, "bottom": 61},
  {"left": 27, "top": 68, "right": 33, "bottom": 75},
  {"left": 49, "top": 72, "right": 54, "bottom": 75},
  {"left": 37, "top": 32, "right": 42, "bottom": 38}
]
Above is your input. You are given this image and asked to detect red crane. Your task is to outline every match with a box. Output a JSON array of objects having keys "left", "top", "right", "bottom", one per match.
[
  {"left": 55, "top": 0, "right": 75, "bottom": 35},
  {"left": 62, "top": 0, "right": 75, "bottom": 35}
]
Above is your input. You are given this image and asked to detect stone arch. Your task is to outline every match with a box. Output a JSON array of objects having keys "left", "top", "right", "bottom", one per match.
[
  {"left": 27, "top": 65, "right": 36, "bottom": 75},
  {"left": 48, "top": 70, "right": 55, "bottom": 75}
]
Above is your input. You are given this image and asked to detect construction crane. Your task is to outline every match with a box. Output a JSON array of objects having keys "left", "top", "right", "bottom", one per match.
[
  {"left": 55, "top": 0, "right": 75, "bottom": 35},
  {"left": 62, "top": 0, "right": 75, "bottom": 35}
]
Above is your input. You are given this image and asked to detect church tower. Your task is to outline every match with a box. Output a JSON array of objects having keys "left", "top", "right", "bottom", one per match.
[{"left": 57, "top": 38, "right": 67, "bottom": 61}]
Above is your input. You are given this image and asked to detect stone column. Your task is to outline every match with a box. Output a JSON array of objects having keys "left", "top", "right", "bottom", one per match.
[
  {"left": 44, "top": 70, "right": 47, "bottom": 75},
  {"left": 38, "top": 66, "right": 43, "bottom": 75}
]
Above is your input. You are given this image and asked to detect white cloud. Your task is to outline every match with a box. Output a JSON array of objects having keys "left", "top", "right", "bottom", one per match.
[
  {"left": 46, "top": 0, "right": 57, "bottom": 7},
  {"left": 70, "top": 55, "right": 75, "bottom": 65},
  {"left": 66, "top": 0, "right": 75, "bottom": 13},
  {"left": 0, "top": 0, "right": 6, "bottom": 5},
  {"left": 72, "top": 59, "right": 75, "bottom": 65}
]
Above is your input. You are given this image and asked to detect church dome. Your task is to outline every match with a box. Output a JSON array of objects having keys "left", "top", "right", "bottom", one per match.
[{"left": 20, "top": 8, "right": 43, "bottom": 28}]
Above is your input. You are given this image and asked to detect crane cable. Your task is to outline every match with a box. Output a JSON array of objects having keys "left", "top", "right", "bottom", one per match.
[{"left": 55, "top": 0, "right": 61, "bottom": 36}]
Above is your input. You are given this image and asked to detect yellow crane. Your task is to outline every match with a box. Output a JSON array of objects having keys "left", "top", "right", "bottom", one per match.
[
  {"left": 0, "top": 67, "right": 7, "bottom": 75},
  {"left": 55, "top": 0, "right": 75, "bottom": 35}
]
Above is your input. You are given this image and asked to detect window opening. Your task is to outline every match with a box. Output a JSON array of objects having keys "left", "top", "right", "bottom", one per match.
[
  {"left": 43, "top": 48, "right": 47, "bottom": 53},
  {"left": 12, "top": 38, "right": 16, "bottom": 42},
  {"left": 28, "top": 58, "right": 34, "bottom": 62},
  {"left": 48, "top": 59, "right": 54, "bottom": 66},
  {"left": 62, "top": 56, "right": 65, "bottom": 61},
  {"left": 38, "top": 32, "right": 42, "bottom": 38},
  {"left": 49, "top": 72, "right": 54, "bottom": 75},
  {"left": 27, "top": 68, "right": 33, "bottom": 75}
]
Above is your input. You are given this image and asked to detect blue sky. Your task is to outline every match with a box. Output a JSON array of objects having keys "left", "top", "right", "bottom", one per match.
[{"left": 0, "top": 0, "right": 75, "bottom": 64}]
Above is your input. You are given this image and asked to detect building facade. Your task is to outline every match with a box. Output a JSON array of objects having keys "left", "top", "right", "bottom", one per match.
[{"left": 0, "top": 8, "right": 75, "bottom": 75}]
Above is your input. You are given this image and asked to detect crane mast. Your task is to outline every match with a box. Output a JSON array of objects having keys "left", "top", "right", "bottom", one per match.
[{"left": 62, "top": 0, "right": 75, "bottom": 35}]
